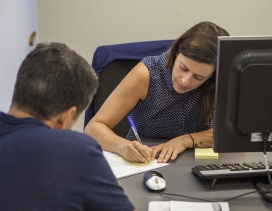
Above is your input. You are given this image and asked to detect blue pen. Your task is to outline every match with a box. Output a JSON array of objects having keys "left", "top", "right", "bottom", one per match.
[{"left": 127, "top": 116, "right": 143, "bottom": 145}]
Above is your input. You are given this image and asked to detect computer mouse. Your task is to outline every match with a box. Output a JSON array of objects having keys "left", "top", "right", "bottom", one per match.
[{"left": 143, "top": 171, "right": 166, "bottom": 192}]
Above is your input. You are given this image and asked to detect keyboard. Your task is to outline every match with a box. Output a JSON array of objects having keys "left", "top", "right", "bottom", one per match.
[
  {"left": 192, "top": 161, "right": 272, "bottom": 203},
  {"left": 192, "top": 161, "right": 272, "bottom": 180},
  {"left": 192, "top": 161, "right": 272, "bottom": 190}
]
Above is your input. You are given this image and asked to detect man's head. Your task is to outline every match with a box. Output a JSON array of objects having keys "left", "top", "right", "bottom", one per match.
[{"left": 11, "top": 43, "right": 98, "bottom": 128}]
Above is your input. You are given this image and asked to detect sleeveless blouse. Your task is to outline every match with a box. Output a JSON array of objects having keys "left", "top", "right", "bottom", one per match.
[{"left": 127, "top": 51, "right": 211, "bottom": 139}]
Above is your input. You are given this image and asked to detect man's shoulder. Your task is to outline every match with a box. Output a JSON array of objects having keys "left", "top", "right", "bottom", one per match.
[
  {"left": 50, "top": 129, "right": 99, "bottom": 146},
  {"left": 31, "top": 129, "right": 104, "bottom": 164},
  {"left": 30, "top": 127, "right": 102, "bottom": 155}
]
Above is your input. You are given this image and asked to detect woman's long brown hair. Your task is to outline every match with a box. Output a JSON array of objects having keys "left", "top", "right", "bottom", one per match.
[{"left": 166, "top": 21, "right": 230, "bottom": 125}]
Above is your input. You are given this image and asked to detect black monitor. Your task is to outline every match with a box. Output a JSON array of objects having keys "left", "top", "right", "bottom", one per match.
[{"left": 213, "top": 36, "right": 272, "bottom": 153}]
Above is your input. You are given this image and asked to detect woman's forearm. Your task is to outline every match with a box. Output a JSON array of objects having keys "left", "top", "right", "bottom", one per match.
[{"left": 187, "top": 129, "right": 213, "bottom": 148}]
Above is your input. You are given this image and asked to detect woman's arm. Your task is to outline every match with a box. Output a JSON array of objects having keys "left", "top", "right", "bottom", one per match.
[
  {"left": 151, "top": 129, "right": 213, "bottom": 163},
  {"left": 85, "top": 62, "right": 153, "bottom": 162}
]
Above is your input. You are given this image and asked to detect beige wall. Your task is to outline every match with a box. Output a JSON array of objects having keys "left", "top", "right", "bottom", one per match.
[{"left": 35, "top": 0, "right": 272, "bottom": 132}]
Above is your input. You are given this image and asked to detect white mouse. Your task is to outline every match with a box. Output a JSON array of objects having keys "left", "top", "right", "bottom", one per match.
[{"left": 143, "top": 171, "right": 166, "bottom": 192}]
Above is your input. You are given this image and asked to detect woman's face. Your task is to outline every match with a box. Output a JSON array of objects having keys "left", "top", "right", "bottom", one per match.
[{"left": 172, "top": 53, "right": 214, "bottom": 94}]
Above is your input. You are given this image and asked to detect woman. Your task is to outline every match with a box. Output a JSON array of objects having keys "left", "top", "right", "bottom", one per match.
[{"left": 85, "top": 21, "right": 229, "bottom": 163}]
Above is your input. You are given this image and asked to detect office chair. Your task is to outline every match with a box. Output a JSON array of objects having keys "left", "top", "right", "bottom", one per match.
[{"left": 84, "top": 40, "right": 173, "bottom": 137}]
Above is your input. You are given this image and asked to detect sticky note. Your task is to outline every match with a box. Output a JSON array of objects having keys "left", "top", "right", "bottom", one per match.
[{"left": 195, "top": 148, "right": 219, "bottom": 159}]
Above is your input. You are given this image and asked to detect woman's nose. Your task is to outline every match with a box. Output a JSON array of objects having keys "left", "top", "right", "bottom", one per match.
[{"left": 181, "top": 73, "right": 192, "bottom": 86}]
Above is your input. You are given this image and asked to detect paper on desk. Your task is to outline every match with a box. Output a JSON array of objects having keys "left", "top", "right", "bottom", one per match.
[
  {"left": 195, "top": 148, "right": 219, "bottom": 159},
  {"left": 103, "top": 150, "right": 169, "bottom": 179},
  {"left": 148, "top": 201, "right": 170, "bottom": 211},
  {"left": 148, "top": 201, "right": 230, "bottom": 211}
]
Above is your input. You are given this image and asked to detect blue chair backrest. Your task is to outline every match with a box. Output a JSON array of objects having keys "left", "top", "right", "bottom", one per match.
[{"left": 84, "top": 40, "right": 174, "bottom": 134}]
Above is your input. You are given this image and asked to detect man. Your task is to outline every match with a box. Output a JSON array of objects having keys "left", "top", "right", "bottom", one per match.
[{"left": 0, "top": 43, "right": 135, "bottom": 211}]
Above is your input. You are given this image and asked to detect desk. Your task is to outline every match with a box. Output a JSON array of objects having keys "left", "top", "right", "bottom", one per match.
[{"left": 118, "top": 139, "right": 272, "bottom": 211}]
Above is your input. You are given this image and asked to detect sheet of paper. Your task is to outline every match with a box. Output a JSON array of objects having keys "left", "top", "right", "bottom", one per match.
[
  {"left": 148, "top": 201, "right": 229, "bottom": 211},
  {"left": 170, "top": 201, "right": 229, "bottom": 211},
  {"left": 195, "top": 148, "right": 219, "bottom": 159},
  {"left": 148, "top": 201, "right": 170, "bottom": 211},
  {"left": 103, "top": 150, "right": 169, "bottom": 179}
]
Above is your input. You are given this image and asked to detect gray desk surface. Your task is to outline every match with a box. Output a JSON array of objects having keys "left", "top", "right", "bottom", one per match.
[{"left": 118, "top": 139, "right": 272, "bottom": 211}]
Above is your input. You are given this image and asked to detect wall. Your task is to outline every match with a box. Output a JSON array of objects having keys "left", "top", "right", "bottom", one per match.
[
  {"left": 0, "top": 0, "right": 36, "bottom": 112},
  {"left": 35, "top": 0, "right": 272, "bottom": 132}
]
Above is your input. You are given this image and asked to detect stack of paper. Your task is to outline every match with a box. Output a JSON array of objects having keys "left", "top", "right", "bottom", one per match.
[{"left": 195, "top": 148, "right": 219, "bottom": 159}]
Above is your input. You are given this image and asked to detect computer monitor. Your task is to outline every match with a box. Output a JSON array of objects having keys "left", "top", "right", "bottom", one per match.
[{"left": 213, "top": 36, "right": 272, "bottom": 153}]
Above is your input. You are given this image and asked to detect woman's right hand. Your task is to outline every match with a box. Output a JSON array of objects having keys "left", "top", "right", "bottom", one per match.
[{"left": 119, "top": 141, "right": 153, "bottom": 163}]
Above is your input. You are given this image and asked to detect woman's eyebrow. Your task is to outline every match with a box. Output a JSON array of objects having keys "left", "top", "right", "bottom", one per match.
[
  {"left": 180, "top": 61, "right": 190, "bottom": 71},
  {"left": 195, "top": 74, "right": 207, "bottom": 79},
  {"left": 180, "top": 61, "right": 209, "bottom": 78}
]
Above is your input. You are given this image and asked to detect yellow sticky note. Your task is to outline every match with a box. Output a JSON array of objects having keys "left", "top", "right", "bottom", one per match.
[{"left": 195, "top": 148, "right": 218, "bottom": 159}]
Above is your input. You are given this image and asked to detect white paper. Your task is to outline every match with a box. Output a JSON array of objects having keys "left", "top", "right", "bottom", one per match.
[
  {"left": 148, "top": 201, "right": 170, "bottom": 211},
  {"left": 148, "top": 201, "right": 230, "bottom": 211},
  {"left": 103, "top": 150, "right": 169, "bottom": 179}
]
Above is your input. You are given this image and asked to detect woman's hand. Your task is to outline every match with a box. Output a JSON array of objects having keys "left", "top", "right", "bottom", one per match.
[
  {"left": 151, "top": 136, "right": 191, "bottom": 163},
  {"left": 119, "top": 141, "right": 153, "bottom": 163},
  {"left": 151, "top": 129, "right": 213, "bottom": 163}
]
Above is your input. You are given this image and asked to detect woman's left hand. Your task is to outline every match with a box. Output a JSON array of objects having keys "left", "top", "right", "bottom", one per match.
[
  {"left": 151, "top": 129, "right": 213, "bottom": 163},
  {"left": 150, "top": 135, "right": 191, "bottom": 163}
]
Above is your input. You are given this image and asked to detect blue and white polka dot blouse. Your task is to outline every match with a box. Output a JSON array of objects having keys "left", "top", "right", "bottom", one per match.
[{"left": 127, "top": 51, "right": 211, "bottom": 139}]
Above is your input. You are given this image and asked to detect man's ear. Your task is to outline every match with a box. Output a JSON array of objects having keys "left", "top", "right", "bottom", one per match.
[{"left": 58, "top": 106, "right": 78, "bottom": 130}]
